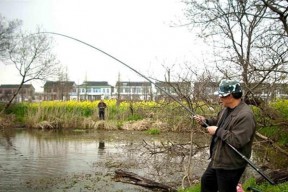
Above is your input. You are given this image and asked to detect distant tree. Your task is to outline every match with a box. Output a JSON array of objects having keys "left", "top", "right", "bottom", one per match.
[
  {"left": 57, "top": 66, "right": 69, "bottom": 81},
  {"left": 182, "top": 0, "right": 288, "bottom": 100},
  {"left": 56, "top": 66, "right": 72, "bottom": 101},
  {"left": 0, "top": 14, "right": 22, "bottom": 59},
  {"left": 3, "top": 30, "right": 59, "bottom": 111},
  {"left": 159, "top": 63, "right": 220, "bottom": 113}
]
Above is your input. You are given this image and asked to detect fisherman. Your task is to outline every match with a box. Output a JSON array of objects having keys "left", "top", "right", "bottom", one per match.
[
  {"left": 194, "top": 79, "right": 256, "bottom": 192},
  {"left": 97, "top": 99, "right": 107, "bottom": 120}
]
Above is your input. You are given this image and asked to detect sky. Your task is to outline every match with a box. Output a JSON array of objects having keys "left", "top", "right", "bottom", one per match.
[{"left": 0, "top": 0, "right": 209, "bottom": 92}]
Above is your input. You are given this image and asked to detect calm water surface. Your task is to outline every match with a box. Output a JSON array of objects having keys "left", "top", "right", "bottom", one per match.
[
  {"left": 0, "top": 128, "right": 210, "bottom": 191},
  {"left": 0, "top": 128, "right": 286, "bottom": 192}
]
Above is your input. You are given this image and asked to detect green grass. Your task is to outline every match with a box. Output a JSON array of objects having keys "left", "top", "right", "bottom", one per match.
[
  {"left": 146, "top": 128, "right": 160, "bottom": 135},
  {"left": 179, "top": 178, "right": 288, "bottom": 192},
  {"left": 178, "top": 184, "right": 200, "bottom": 192},
  {"left": 127, "top": 114, "right": 143, "bottom": 121},
  {"left": 243, "top": 178, "right": 288, "bottom": 192},
  {"left": 258, "top": 126, "right": 288, "bottom": 146}
]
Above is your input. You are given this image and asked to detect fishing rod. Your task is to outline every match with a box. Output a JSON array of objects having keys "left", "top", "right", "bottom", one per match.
[
  {"left": 38, "top": 32, "right": 194, "bottom": 115},
  {"left": 37, "top": 32, "right": 275, "bottom": 185},
  {"left": 202, "top": 122, "right": 275, "bottom": 185}
]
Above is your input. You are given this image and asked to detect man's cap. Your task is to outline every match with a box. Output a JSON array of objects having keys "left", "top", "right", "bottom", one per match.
[{"left": 214, "top": 79, "right": 242, "bottom": 97}]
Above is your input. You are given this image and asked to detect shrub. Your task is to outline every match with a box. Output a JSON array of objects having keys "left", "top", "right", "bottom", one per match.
[
  {"left": 146, "top": 128, "right": 160, "bottom": 135},
  {"left": 127, "top": 114, "right": 143, "bottom": 121},
  {"left": 270, "top": 99, "right": 288, "bottom": 119}
]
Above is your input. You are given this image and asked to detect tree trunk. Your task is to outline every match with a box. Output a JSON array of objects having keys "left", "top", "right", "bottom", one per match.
[
  {"left": 256, "top": 168, "right": 288, "bottom": 184},
  {"left": 256, "top": 131, "right": 288, "bottom": 156},
  {"left": 114, "top": 169, "right": 177, "bottom": 192},
  {"left": 3, "top": 83, "right": 23, "bottom": 112}
]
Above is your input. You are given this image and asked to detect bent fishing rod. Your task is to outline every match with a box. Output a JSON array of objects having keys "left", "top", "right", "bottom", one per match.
[
  {"left": 39, "top": 32, "right": 195, "bottom": 115},
  {"left": 37, "top": 32, "right": 275, "bottom": 185}
]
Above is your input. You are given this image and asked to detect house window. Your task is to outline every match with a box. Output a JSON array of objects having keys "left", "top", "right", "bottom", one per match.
[
  {"left": 125, "top": 88, "right": 130, "bottom": 93},
  {"left": 93, "top": 88, "right": 101, "bottom": 93},
  {"left": 106, "top": 88, "right": 110, "bottom": 93}
]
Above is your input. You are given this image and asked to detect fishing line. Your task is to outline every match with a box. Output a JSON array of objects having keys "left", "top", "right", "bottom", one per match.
[{"left": 38, "top": 32, "right": 196, "bottom": 116}]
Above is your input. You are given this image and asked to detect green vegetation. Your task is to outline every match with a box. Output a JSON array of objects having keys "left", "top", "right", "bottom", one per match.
[
  {"left": 146, "top": 128, "right": 160, "bottom": 135},
  {"left": 270, "top": 99, "right": 288, "bottom": 119},
  {"left": 258, "top": 126, "right": 288, "bottom": 146},
  {"left": 251, "top": 99, "right": 288, "bottom": 147},
  {"left": 178, "top": 183, "right": 200, "bottom": 192},
  {"left": 0, "top": 99, "right": 192, "bottom": 131},
  {"left": 179, "top": 179, "right": 288, "bottom": 192},
  {"left": 127, "top": 114, "right": 143, "bottom": 121},
  {"left": 242, "top": 178, "right": 288, "bottom": 192}
]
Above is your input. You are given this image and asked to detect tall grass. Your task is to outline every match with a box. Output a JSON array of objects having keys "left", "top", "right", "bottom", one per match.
[{"left": 11, "top": 99, "right": 196, "bottom": 130}]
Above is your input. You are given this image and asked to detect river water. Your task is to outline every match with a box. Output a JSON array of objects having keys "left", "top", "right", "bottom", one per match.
[{"left": 0, "top": 128, "right": 286, "bottom": 192}]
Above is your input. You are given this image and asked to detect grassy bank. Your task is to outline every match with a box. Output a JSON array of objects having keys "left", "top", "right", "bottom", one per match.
[
  {"left": 2, "top": 99, "right": 288, "bottom": 140},
  {"left": 179, "top": 178, "right": 288, "bottom": 192},
  {"left": 3, "top": 99, "right": 196, "bottom": 131}
]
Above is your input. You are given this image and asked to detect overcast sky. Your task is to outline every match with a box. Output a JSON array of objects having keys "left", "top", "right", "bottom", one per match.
[{"left": 0, "top": 0, "right": 209, "bottom": 92}]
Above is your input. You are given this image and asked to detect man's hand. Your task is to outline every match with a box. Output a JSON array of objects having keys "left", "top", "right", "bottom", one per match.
[
  {"left": 207, "top": 126, "right": 218, "bottom": 135},
  {"left": 193, "top": 115, "right": 206, "bottom": 125}
]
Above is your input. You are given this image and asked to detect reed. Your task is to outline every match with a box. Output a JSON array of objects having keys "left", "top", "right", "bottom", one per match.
[{"left": 17, "top": 99, "right": 195, "bottom": 130}]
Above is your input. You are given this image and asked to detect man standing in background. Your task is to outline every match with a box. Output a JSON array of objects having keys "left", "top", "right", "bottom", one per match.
[{"left": 97, "top": 99, "right": 107, "bottom": 120}]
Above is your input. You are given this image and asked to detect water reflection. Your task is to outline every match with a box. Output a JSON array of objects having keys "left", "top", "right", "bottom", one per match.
[
  {"left": 0, "top": 129, "right": 107, "bottom": 191},
  {"left": 98, "top": 141, "right": 105, "bottom": 156}
]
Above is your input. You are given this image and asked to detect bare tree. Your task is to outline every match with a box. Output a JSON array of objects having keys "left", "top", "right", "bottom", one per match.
[
  {"left": 260, "top": 0, "right": 288, "bottom": 35},
  {"left": 0, "top": 14, "right": 22, "bottom": 59},
  {"left": 57, "top": 65, "right": 69, "bottom": 81},
  {"left": 3, "top": 30, "right": 59, "bottom": 111},
  {"left": 182, "top": 0, "right": 288, "bottom": 100}
]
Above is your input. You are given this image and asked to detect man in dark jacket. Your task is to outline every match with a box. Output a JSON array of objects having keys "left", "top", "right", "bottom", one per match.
[
  {"left": 98, "top": 99, "right": 107, "bottom": 120},
  {"left": 194, "top": 79, "right": 256, "bottom": 192}
]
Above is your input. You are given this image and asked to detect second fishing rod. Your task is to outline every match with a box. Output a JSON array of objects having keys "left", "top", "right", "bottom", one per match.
[{"left": 37, "top": 32, "right": 275, "bottom": 185}]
